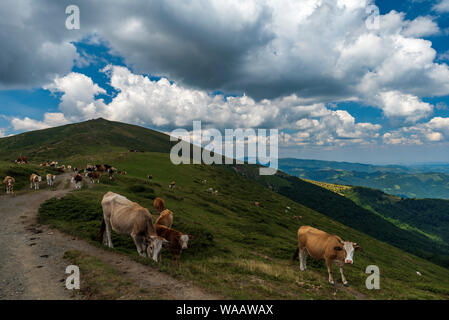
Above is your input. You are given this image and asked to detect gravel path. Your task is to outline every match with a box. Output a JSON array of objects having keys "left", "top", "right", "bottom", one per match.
[{"left": 0, "top": 173, "right": 218, "bottom": 300}]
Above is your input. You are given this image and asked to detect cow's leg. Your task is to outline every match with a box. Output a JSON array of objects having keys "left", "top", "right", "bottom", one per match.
[
  {"left": 131, "top": 233, "right": 146, "bottom": 257},
  {"left": 339, "top": 265, "right": 349, "bottom": 287},
  {"left": 326, "top": 259, "right": 335, "bottom": 285},
  {"left": 30, "top": 182, "right": 33, "bottom": 189},
  {"left": 299, "top": 248, "right": 306, "bottom": 271},
  {"left": 104, "top": 219, "right": 114, "bottom": 248}
]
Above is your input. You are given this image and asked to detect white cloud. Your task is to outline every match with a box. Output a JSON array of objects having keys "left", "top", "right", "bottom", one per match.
[
  {"left": 378, "top": 91, "right": 434, "bottom": 123},
  {"left": 0, "top": 128, "right": 6, "bottom": 138},
  {"left": 11, "top": 113, "right": 69, "bottom": 131},
  {"left": 402, "top": 16, "right": 440, "bottom": 37},
  {"left": 383, "top": 117, "right": 449, "bottom": 145},
  {"left": 433, "top": 0, "right": 449, "bottom": 13},
  {"left": 32, "top": 66, "right": 381, "bottom": 147}
]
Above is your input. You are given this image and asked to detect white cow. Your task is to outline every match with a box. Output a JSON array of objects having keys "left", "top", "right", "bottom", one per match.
[{"left": 30, "top": 174, "right": 42, "bottom": 190}]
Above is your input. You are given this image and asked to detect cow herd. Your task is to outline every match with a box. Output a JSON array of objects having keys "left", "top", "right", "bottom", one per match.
[{"left": 2, "top": 158, "right": 363, "bottom": 286}]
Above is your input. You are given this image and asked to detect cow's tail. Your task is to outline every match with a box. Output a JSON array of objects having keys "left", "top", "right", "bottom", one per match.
[
  {"left": 98, "top": 218, "right": 106, "bottom": 243},
  {"left": 291, "top": 247, "right": 299, "bottom": 262}
]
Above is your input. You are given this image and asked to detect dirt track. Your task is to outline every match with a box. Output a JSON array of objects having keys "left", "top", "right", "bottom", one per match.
[{"left": 0, "top": 173, "right": 218, "bottom": 300}]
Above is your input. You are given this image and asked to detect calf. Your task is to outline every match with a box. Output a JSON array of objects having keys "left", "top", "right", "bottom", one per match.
[
  {"left": 168, "top": 181, "right": 176, "bottom": 189},
  {"left": 46, "top": 174, "right": 56, "bottom": 187},
  {"left": 71, "top": 174, "right": 83, "bottom": 189},
  {"left": 153, "top": 197, "right": 165, "bottom": 213},
  {"left": 30, "top": 174, "right": 42, "bottom": 190},
  {"left": 155, "top": 224, "right": 193, "bottom": 266},
  {"left": 293, "top": 226, "right": 362, "bottom": 287},
  {"left": 155, "top": 209, "right": 173, "bottom": 228},
  {"left": 85, "top": 171, "right": 101, "bottom": 183},
  {"left": 3, "top": 176, "right": 15, "bottom": 194}
]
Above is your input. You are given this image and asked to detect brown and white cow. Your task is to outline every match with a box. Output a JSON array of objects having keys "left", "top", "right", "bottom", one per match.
[
  {"left": 3, "top": 176, "right": 15, "bottom": 194},
  {"left": 85, "top": 171, "right": 101, "bottom": 183},
  {"left": 30, "top": 174, "right": 42, "bottom": 190},
  {"left": 46, "top": 174, "right": 56, "bottom": 187},
  {"left": 155, "top": 224, "right": 193, "bottom": 266},
  {"left": 169, "top": 181, "right": 176, "bottom": 189},
  {"left": 153, "top": 197, "right": 165, "bottom": 213},
  {"left": 99, "top": 192, "right": 168, "bottom": 262},
  {"left": 71, "top": 173, "right": 83, "bottom": 189},
  {"left": 293, "top": 226, "right": 362, "bottom": 287},
  {"left": 155, "top": 209, "right": 173, "bottom": 228}
]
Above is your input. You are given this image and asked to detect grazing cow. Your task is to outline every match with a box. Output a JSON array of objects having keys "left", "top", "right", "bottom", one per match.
[
  {"left": 293, "top": 226, "right": 362, "bottom": 287},
  {"left": 153, "top": 197, "right": 165, "bottom": 213},
  {"left": 96, "top": 164, "right": 107, "bottom": 172},
  {"left": 3, "top": 176, "right": 15, "bottom": 194},
  {"left": 71, "top": 174, "right": 83, "bottom": 189},
  {"left": 67, "top": 165, "right": 72, "bottom": 170},
  {"left": 155, "top": 224, "right": 193, "bottom": 266},
  {"left": 30, "top": 174, "right": 42, "bottom": 190},
  {"left": 57, "top": 166, "right": 65, "bottom": 173},
  {"left": 169, "top": 181, "right": 176, "bottom": 189},
  {"left": 15, "top": 156, "right": 28, "bottom": 164},
  {"left": 155, "top": 209, "right": 173, "bottom": 228},
  {"left": 50, "top": 161, "right": 58, "bottom": 167},
  {"left": 99, "top": 192, "right": 168, "bottom": 262},
  {"left": 117, "top": 170, "right": 127, "bottom": 175},
  {"left": 107, "top": 167, "right": 116, "bottom": 180},
  {"left": 46, "top": 174, "right": 56, "bottom": 187},
  {"left": 85, "top": 171, "right": 101, "bottom": 184},
  {"left": 148, "top": 174, "right": 153, "bottom": 181},
  {"left": 40, "top": 162, "right": 49, "bottom": 167}
]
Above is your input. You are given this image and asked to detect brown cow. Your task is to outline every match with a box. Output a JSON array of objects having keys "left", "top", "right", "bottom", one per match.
[
  {"left": 293, "top": 226, "right": 362, "bottom": 287},
  {"left": 30, "top": 174, "right": 42, "bottom": 190},
  {"left": 100, "top": 192, "right": 168, "bottom": 262},
  {"left": 155, "top": 224, "right": 193, "bottom": 266},
  {"left": 153, "top": 197, "right": 165, "bottom": 213},
  {"left": 85, "top": 171, "right": 101, "bottom": 183},
  {"left": 71, "top": 173, "right": 83, "bottom": 189},
  {"left": 3, "top": 176, "right": 15, "bottom": 194},
  {"left": 155, "top": 209, "right": 173, "bottom": 228}
]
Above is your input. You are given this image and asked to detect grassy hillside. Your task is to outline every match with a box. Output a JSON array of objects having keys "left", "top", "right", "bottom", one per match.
[
  {"left": 2, "top": 119, "right": 449, "bottom": 299},
  {"left": 279, "top": 159, "right": 449, "bottom": 199},
  {"left": 0, "top": 118, "right": 175, "bottom": 161},
  {"left": 232, "top": 166, "right": 449, "bottom": 268},
  {"left": 37, "top": 151, "right": 449, "bottom": 299}
]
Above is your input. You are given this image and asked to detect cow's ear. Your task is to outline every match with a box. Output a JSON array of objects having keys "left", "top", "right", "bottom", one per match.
[
  {"left": 354, "top": 243, "right": 362, "bottom": 251},
  {"left": 188, "top": 235, "right": 195, "bottom": 240},
  {"left": 334, "top": 246, "right": 343, "bottom": 251}
]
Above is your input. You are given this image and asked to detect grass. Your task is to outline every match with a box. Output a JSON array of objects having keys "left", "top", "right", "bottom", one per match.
[
  {"left": 63, "top": 250, "right": 164, "bottom": 300},
  {"left": 38, "top": 151, "right": 449, "bottom": 300}
]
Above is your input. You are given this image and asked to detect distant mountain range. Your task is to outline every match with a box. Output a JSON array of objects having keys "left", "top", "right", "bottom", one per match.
[{"left": 279, "top": 158, "right": 449, "bottom": 199}]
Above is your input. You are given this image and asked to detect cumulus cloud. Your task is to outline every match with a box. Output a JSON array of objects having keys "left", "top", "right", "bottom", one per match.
[
  {"left": 378, "top": 91, "right": 434, "bottom": 123},
  {"left": 11, "top": 113, "right": 70, "bottom": 131},
  {"left": 0, "top": 128, "right": 6, "bottom": 138},
  {"left": 433, "top": 0, "right": 449, "bottom": 13},
  {"left": 383, "top": 117, "right": 449, "bottom": 145},
  {"left": 30, "top": 65, "right": 380, "bottom": 146}
]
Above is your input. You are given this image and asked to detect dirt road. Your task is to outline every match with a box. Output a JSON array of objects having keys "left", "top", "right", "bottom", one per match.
[{"left": 0, "top": 173, "right": 218, "bottom": 300}]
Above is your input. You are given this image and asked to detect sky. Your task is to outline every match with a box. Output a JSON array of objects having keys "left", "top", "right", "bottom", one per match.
[{"left": 1, "top": 0, "right": 449, "bottom": 164}]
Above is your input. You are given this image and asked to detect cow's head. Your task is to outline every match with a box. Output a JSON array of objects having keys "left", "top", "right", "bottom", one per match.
[
  {"left": 334, "top": 242, "right": 362, "bottom": 264},
  {"left": 7, "top": 178, "right": 14, "bottom": 187},
  {"left": 146, "top": 236, "right": 169, "bottom": 262},
  {"left": 177, "top": 234, "right": 194, "bottom": 250}
]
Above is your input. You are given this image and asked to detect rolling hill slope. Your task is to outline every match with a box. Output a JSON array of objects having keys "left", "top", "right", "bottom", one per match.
[
  {"left": 1, "top": 119, "right": 449, "bottom": 299},
  {"left": 0, "top": 118, "right": 175, "bottom": 161},
  {"left": 279, "top": 158, "right": 449, "bottom": 199}
]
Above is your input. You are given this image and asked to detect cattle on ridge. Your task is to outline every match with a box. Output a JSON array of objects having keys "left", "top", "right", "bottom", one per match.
[
  {"left": 155, "top": 224, "right": 193, "bottom": 266},
  {"left": 30, "top": 174, "right": 42, "bottom": 190},
  {"left": 3, "top": 176, "right": 15, "bottom": 194},
  {"left": 155, "top": 209, "right": 173, "bottom": 228},
  {"left": 293, "top": 226, "right": 362, "bottom": 287},
  {"left": 99, "top": 192, "right": 168, "bottom": 262},
  {"left": 153, "top": 197, "right": 165, "bottom": 213}
]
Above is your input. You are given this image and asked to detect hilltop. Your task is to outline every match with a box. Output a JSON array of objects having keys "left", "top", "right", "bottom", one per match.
[
  {"left": 1, "top": 119, "right": 449, "bottom": 299},
  {"left": 0, "top": 118, "right": 175, "bottom": 161}
]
